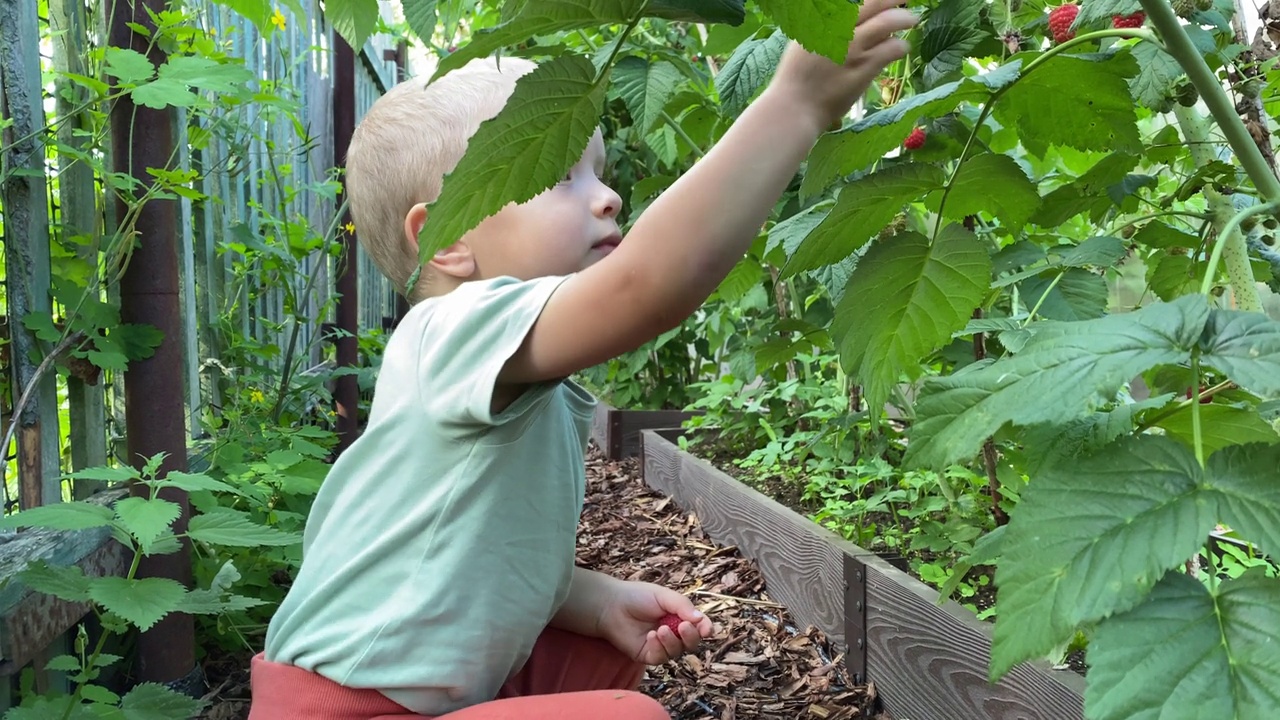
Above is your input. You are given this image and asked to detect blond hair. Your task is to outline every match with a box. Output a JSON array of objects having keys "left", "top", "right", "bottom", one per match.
[{"left": 345, "top": 56, "right": 538, "bottom": 303}]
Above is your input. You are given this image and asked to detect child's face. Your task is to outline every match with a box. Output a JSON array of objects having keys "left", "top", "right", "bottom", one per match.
[{"left": 464, "top": 128, "right": 623, "bottom": 280}]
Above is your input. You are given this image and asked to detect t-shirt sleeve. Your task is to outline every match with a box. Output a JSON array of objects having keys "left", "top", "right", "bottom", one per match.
[{"left": 415, "top": 275, "right": 571, "bottom": 431}]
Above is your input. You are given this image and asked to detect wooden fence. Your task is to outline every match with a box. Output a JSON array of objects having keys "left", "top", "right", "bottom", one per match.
[{"left": 0, "top": 0, "right": 407, "bottom": 704}]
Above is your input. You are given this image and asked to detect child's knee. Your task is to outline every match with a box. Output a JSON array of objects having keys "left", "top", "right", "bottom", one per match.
[{"left": 610, "top": 691, "right": 670, "bottom": 720}]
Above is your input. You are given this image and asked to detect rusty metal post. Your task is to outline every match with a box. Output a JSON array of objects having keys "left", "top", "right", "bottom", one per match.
[
  {"left": 391, "top": 40, "right": 411, "bottom": 327},
  {"left": 1, "top": 0, "right": 63, "bottom": 512},
  {"left": 107, "top": 0, "right": 195, "bottom": 686},
  {"left": 333, "top": 35, "right": 360, "bottom": 452}
]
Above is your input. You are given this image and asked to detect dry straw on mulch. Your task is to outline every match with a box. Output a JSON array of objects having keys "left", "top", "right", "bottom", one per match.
[{"left": 199, "top": 447, "right": 883, "bottom": 719}]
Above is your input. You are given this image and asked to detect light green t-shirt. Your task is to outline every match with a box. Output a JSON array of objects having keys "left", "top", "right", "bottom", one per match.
[{"left": 263, "top": 275, "right": 597, "bottom": 714}]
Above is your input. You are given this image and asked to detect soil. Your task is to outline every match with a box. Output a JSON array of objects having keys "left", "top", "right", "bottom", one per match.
[{"left": 196, "top": 446, "right": 883, "bottom": 719}]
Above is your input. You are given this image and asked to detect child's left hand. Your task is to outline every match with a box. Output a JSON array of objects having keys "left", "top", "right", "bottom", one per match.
[{"left": 599, "top": 579, "right": 717, "bottom": 665}]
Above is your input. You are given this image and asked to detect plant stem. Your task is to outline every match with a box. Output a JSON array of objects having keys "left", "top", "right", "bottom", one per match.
[
  {"left": 1199, "top": 199, "right": 1280, "bottom": 297},
  {"left": 1190, "top": 352, "right": 1205, "bottom": 467},
  {"left": 1139, "top": 0, "right": 1280, "bottom": 202},
  {"left": 1022, "top": 270, "right": 1063, "bottom": 326}
]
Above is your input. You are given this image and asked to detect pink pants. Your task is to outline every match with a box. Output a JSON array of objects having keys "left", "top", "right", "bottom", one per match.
[{"left": 247, "top": 627, "right": 671, "bottom": 719}]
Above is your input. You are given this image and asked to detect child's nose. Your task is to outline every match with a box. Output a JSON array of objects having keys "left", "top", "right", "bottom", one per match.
[{"left": 595, "top": 184, "right": 622, "bottom": 219}]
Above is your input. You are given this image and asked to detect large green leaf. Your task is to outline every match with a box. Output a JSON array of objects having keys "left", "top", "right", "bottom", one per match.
[
  {"left": 756, "top": 0, "right": 858, "bottom": 63},
  {"left": 419, "top": 55, "right": 607, "bottom": 259},
  {"left": 1074, "top": 0, "right": 1143, "bottom": 25},
  {"left": 187, "top": 510, "right": 300, "bottom": 547},
  {"left": 18, "top": 561, "right": 92, "bottom": 603},
  {"left": 783, "top": 164, "right": 947, "bottom": 277},
  {"left": 1206, "top": 443, "right": 1280, "bottom": 561},
  {"left": 1157, "top": 405, "right": 1280, "bottom": 455},
  {"left": 402, "top": 0, "right": 438, "bottom": 44},
  {"left": 1018, "top": 394, "right": 1174, "bottom": 475},
  {"left": 832, "top": 225, "right": 991, "bottom": 415},
  {"left": 930, "top": 152, "right": 1040, "bottom": 232},
  {"left": 1198, "top": 308, "right": 1280, "bottom": 398},
  {"left": 906, "top": 294, "right": 1210, "bottom": 469},
  {"left": 714, "top": 29, "right": 787, "bottom": 116},
  {"left": 918, "top": 0, "right": 984, "bottom": 87},
  {"left": 1032, "top": 153, "right": 1142, "bottom": 227},
  {"left": 325, "top": 0, "right": 380, "bottom": 52},
  {"left": 644, "top": 0, "right": 746, "bottom": 24},
  {"left": 113, "top": 497, "right": 181, "bottom": 554},
  {"left": 118, "top": 682, "right": 208, "bottom": 720},
  {"left": 103, "top": 48, "right": 155, "bottom": 85},
  {"left": 1019, "top": 268, "right": 1109, "bottom": 321},
  {"left": 1147, "top": 254, "right": 1203, "bottom": 301},
  {"left": 0, "top": 501, "right": 115, "bottom": 531},
  {"left": 432, "top": 0, "right": 644, "bottom": 81},
  {"left": 991, "top": 435, "right": 1216, "bottom": 679},
  {"left": 89, "top": 577, "right": 187, "bottom": 632},
  {"left": 801, "top": 62, "right": 1021, "bottom": 198},
  {"left": 1087, "top": 571, "right": 1280, "bottom": 720},
  {"left": 765, "top": 204, "right": 830, "bottom": 259},
  {"left": 612, "top": 57, "right": 683, "bottom": 134},
  {"left": 993, "top": 53, "right": 1141, "bottom": 158},
  {"left": 1128, "top": 39, "right": 1184, "bottom": 110}
]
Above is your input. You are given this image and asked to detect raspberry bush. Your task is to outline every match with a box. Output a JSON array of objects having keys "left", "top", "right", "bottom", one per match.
[{"left": 316, "top": 0, "right": 1280, "bottom": 717}]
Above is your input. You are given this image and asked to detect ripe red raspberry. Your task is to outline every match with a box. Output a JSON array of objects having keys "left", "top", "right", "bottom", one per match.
[
  {"left": 1112, "top": 12, "right": 1146, "bottom": 28},
  {"left": 657, "top": 613, "right": 682, "bottom": 634},
  {"left": 903, "top": 127, "right": 926, "bottom": 151},
  {"left": 1048, "top": 4, "right": 1080, "bottom": 44}
]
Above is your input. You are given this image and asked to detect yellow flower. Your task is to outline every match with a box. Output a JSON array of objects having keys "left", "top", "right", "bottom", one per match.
[
  {"left": 249, "top": 389, "right": 265, "bottom": 403},
  {"left": 344, "top": 222, "right": 356, "bottom": 235},
  {"left": 271, "top": 8, "right": 287, "bottom": 31}
]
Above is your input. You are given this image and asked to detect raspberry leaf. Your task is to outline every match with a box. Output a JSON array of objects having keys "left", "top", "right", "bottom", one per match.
[
  {"left": 1085, "top": 571, "right": 1280, "bottom": 720},
  {"left": 917, "top": 0, "right": 984, "bottom": 88},
  {"left": 612, "top": 57, "right": 685, "bottom": 134},
  {"left": 831, "top": 224, "right": 991, "bottom": 416},
  {"left": 1073, "top": 0, "right": 1143, "bottom": 28},
  {"left": 993, "top": 53, "right": 1142, "bottom": 157},
  {"left": 990, "top": 435, "right": 1215, "bottom": 680},
  {"left": 643, "top": 0, "right": 746, "bottom": 24},
  {"left": 1018, "top": 267, "right": 1109, "bottom": 321},
  {"left": 1205, "top": 444, "right": 1280, "bottom": 560},
  {"left": 1198, "top": 308, "right": 1280, "bottom": 398},
  {"left": 927, "top": 152, "right": 1041, "bottom": 232},
  {"left": 905, "top": 293, "right": 1211, "bottom": 470},
  {"left": 755, "top": 0, "right": 859, "bottom": 63},
  {"left": 419, "top": 55, "right": 607, "bottom": 260},
  {"left": 714, "top": 29, "right": 787, "bottom": 117},
  {"left": 1031, "top": 153, "right": 1141, "bottom": 227},
  {"left": 782, "top": 164, "right": 947, "bottom": 277},
  {"left": 1128, "top": 40, "right": 1185, "bottom": 109},
  {"left": 1157, "top": 405, "right": 1280, "bottom": 455}
]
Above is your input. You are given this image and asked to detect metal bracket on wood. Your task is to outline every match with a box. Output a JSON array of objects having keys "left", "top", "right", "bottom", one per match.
[{"left": 844, "top": 553, "right": 868, "bottom": 684}]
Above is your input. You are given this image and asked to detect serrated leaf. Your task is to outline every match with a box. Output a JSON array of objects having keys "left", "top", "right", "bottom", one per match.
[
  {"left": 1075, "top": 0, "right": 1143, "bottom": 26},
  {"left": 89, "top": 577, "right": 187, "bottom": 632},
  {"left": 784, "top": 164, "right": 947, "bottom": 277},
  {"left": 906, "top": 294, "right": 1210, "bottom": 469},
  {"left": 0, "top": 502, "right": 115, "bottom": 531},
  {"left": 401, "top": 0, "right": 437, "bottom": 43},
  {"left": 993, "top": 53, "right": 1141, "bottom": 157},
  {"left": 1057, "top": 236, "right": 1127, "bottom": 267},
  {"left": 43, "top": 654, "right": 82, "bottom": 673},
  {"left": 159, "top": 471, "right": 241, "bottom": 496},
  {"left": 179, "top": 588, "right": 270, "bottom": 615},
  {"left": 419, "top": 55, "right": 607, "bottom": 259},
  {"left": 643, "top": 0, "right": 745, "bottom": 24},
  {"left": 1198, "top": 309, "right": 1280, "bottom": 398},
  {"left": 1147, "top": 254, "right": 1202, "bottom": 301},
  {"left": 833, "top": 225, "right": 992, "bottom": 415},
  {"left": 103, "top": 48, "right": 155, "bottom": 85},
  {"left": 113, "top": 497, "right": 180, "bottom": 553},
  {"left": 1087, "top": 571, "right": 1280, "bottom": 720},
  {"left": 80, "top": 683, "right": 121, "bottom": 705},
  {"left": 716, "top": 256, "right": 763, "bottom": 303},
  {"left": 1032, "top": 153, "right": 1140, "bottom": 227},
  {"left": 931, "top": 152, "right": 1040, "bottom": 231},
  {"left": 119, "top": 682, "right": 207, "bottom": 720},
  {"left": 612, "top": 57, "right": 683, "bottom": 134},
  {"left": 1206, "top": 443, "right": 1280, "bottom": 561},
  {"left": 1019, "top": 268, "right": 1109, "bottom": 321},
  {"left": 325, "top": 0, "right": 379, "bottom": 51},
  {"left": 1135, "top": 220, "right": 1199, "bottom": 249},
  {"left": 157, "top": 56, "right": 253, "bottom": 94},
  {"left": 433, "top": 0, "right": 643, "bottom": 81},
  {"left": 756, "top": 0, "right": 858, "bottom": 62},
  {"left": 18, "top": 561, "right": 92, "bottom": 603},
  {"left": 1157, "top": 404, "right": 1280, "bottom": 454},
  {"left": 1018, "top": 394, "right": 1174, "bottom": 475},
  {"left": 186, "top": 510, "right": 300, "bottom": 547},
  {"left": 918, "top": 0, "right": 984, "bottom": 87},
  {"left": 765, "top": 204, "right": 830, "bottom": 259},
  {"left": 1129, "top": 40, "right": 1184, "bottom": 109},
  {"left": 991, "top": 435, "right": 1215, "bottom": 679},
  {"left": 715, "top": 29, "right": 786, "bottom": 116}
]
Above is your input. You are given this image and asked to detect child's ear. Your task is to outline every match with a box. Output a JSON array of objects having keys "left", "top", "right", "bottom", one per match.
[{"left": 405, "top": 204, "right": 475, "bottom": 279}]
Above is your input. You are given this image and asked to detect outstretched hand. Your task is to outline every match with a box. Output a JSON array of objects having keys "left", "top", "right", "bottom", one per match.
[{"left": 598, "top": 580, "right": 719, "bottom": 665}]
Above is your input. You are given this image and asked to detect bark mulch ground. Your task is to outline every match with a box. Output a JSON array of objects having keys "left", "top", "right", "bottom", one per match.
[{"left": 198, "top": 446, "right": 883, "bottom": 719}]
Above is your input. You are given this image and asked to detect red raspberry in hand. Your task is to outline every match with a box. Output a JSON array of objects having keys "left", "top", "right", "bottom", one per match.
[
  {"left": 657, "top": 613, "right": 682, "bottom": 635},
  {"left": 1048, "top": 4, "right": 1080, "bottom": 44},
  {"left": 1112, "top": 12, "right": 1146, "bottom": 29},
  {"left": 903, "top": 127, "right": 926, "bottom": 151}
]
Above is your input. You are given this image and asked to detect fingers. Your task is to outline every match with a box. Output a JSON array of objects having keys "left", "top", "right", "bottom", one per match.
[{"left": 852, "top": 8, "right": 919, "bottom": 52}]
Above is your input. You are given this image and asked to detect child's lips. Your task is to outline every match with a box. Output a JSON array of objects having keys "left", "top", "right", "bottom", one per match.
[{"left": 592, "top": 233, "right": 622, "bottom": 253}]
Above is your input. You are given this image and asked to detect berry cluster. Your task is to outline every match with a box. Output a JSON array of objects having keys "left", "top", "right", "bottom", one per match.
[
  {"left": 1112, "top": 11, "right": 1146, "bottom": 29},
  {"left": 903, "top": 127, "right": 926, "bottom": 151},
  {"left": 1048, "top": 3, "right": 1079, "bottom": 44}
]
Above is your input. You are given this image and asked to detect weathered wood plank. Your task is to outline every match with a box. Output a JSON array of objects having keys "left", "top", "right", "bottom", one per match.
[
  {"left": 639, "top": 431, "right": 1087, "bottom": 720},
  {"left": 0, "top": 490, "right": 130, "bottom": 675},
  {"left": 591, "top": 402, "right": 699, "bottom": 459}
]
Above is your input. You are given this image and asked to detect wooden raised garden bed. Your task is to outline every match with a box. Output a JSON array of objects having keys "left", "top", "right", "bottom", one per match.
[
  {"left": 640, "top": 429, "right": 1086, "bottom": 720},
  {"left": 589, "top": 400, "right": 699, "bottom": 460}
]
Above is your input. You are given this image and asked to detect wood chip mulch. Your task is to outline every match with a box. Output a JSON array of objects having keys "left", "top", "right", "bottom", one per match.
[
  {"left": 198, "top": 446, "right": 883, "bottom": 719},
  {"left": 579, "top": 447, "right": 884, "bottom": 720}
]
